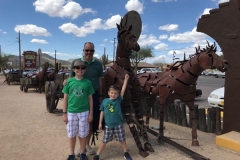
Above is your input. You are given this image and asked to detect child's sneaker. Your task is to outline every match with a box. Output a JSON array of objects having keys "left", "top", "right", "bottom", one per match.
[
  {"left": 80, "top": 153, "right": 88, "bottom": 160},
  {"left": 124, "top": 152, "right": 132, "bottom": 160},
  {"left": 66, "top": 154, "right": 76, "bottom": 160},
  {"left": 92, "top": 155, "right": 100, "bottom": 160}
]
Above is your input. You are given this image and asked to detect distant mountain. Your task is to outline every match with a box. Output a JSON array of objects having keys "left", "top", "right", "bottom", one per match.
[{"left": 8, "top": 53, "right": 72, "bottom": 67}]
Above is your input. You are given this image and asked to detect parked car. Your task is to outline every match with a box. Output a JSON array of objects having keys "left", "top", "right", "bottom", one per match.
[
  {"left": 212, "top": 70, "right": 225, "bottom": 78},
  {"left": 208, "top": 86, "right": 224, "bottom": 109},
  {"left": 137, "top": 68, "right": 160, "bottom": 75},
  {"left": 22, "top": 69, "right": 37, "bottom": 77},
  {"left": 201, "top": 70, "right": 214, "bottom": 76}
]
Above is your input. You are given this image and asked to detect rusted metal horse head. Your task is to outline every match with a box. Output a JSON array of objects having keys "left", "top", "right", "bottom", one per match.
[
  {"left": 36, "top": 62, "right": 49, "bottom": 93},
  {"left": 138, "top": 42, "right": 228, "bottom": 146},
  {"left": 115, "top": 17, "right": 140, "bottom": 70},
  {"left": 102, "top": 11, "right": 154, "bottom": 157}
]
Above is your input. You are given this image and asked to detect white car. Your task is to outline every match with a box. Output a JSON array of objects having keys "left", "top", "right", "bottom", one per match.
[
  {"left": 208, "top": 86, "right": 224, "bottom": 109},
  {"left": 212, "top": 70, "right": 225, "bottom": 78},
  {"left": 137, "top": 68, "right": 160, "bottom": 75}
]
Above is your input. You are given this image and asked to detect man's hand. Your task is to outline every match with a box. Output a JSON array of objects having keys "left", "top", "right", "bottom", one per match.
[
  {"left": 63, "top": 80, "right": 66, "bottom": 86},
  {"left": 98, "top": 124, "right": 102, "bottom": 130},
  {"left": 88, "top": 114, "right": 93, "bottom": 122}
]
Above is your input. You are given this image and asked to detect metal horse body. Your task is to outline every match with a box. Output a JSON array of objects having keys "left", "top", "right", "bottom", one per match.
[
  {"left": 102, "top": 19, "right": 153, "bottom": 157},
  {"left": 35, "top": 62, "right": 49, "bottom": 93},
  {"left": 138, "top": 43, "right": 228, "bottom": 145}
]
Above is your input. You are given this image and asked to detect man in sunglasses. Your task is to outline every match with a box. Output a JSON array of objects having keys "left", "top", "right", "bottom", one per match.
[{"left": 68, "top": 42, "right": 103, "bottom": 156}]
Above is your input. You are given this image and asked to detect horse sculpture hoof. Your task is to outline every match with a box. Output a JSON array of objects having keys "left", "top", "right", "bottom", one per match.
[
  {"left": 139, "top": 147, "right": 149, "bottom": 158},
  {"left": 144, "top": 142, "right": 154, "bottom": 152},
  {"left": 192, "top": 139, "right": 199, "bottom": 146}
]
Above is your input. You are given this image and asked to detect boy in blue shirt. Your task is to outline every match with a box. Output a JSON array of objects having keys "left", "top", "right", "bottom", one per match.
[{"left": 93, "top": 74, "right": 132, "bottom": 160}]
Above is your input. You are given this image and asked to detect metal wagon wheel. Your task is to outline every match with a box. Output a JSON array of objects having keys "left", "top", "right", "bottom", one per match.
[
  {"left": 24, "top": 83, "right": 29, "bottom": 93},
  {"left": 20, "top": 78, "right": 24, "bottom": 91},
  {"left": 45, "top": 81, "right": 57, "bottom": 113}
]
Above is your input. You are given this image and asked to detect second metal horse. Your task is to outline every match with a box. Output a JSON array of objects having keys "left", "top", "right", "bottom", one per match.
[{"left": 138, "top": 43, "right": 228, "bottom": 146}]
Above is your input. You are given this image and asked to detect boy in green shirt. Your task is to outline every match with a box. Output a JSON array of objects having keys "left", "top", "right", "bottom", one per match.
[
  {"left": 93, "top": 74, "right": 132, "bottom": 160},
  {"left": 62, "top": 60, "right": 94, "bottom": 160}
]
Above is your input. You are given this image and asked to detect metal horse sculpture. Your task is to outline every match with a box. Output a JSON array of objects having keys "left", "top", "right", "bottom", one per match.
[
  {"left": 102, "top": 19, "right": 154, "bottom": 157},
  {"left": 138, "top": 42, "right": 228, "bottom": 146},
  {"left": 35, "top": 62, "right": 49, "bottom": 93}
]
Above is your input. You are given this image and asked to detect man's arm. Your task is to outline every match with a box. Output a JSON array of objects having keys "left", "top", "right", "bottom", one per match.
[
  {"left": 88, "top": 95, "right": 93, "bottom": 122},
  {"left": 121, "top": 74, "right": 129, "bottom": 97}
]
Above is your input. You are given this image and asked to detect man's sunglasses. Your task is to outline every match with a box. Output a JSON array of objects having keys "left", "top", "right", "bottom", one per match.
[
  {"left": 85, "top": 49, "right": 95, "bottom": 53},
  {"left": 74, "top": 66, "right": 86, "bottom": 70}
]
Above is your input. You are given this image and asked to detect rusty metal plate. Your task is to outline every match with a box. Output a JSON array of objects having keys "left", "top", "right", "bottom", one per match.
[{"left": 122, "top": 10, "right": 142, "bottom": 40}]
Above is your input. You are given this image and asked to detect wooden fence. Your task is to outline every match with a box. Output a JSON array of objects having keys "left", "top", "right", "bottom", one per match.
[{"left": 141, "top": 97, "right": 223, "bottom": 135}]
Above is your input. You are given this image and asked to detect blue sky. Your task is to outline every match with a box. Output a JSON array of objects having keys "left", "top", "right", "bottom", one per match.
[{"left": 0, "top": 0, "right": 229, "bottom": 64}]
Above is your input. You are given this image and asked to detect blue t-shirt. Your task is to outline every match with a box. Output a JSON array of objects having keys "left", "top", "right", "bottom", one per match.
[{"left": 99, "top": 96, "right": 123, "bottom": 128}]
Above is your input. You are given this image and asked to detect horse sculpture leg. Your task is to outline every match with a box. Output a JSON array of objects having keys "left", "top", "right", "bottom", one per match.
[
  {"left": 184, "top": 101, "right": 199, "bottom": 146},
  {"left": 122, "top": 101, "right": 149, "bottom": 158},
  {"left": 145, "top": 96, "right": 156, "bottom": 131}
]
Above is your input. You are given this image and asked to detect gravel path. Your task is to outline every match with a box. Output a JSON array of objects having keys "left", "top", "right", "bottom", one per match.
[{"left": 0, "top": 76, "right": 239, "bottom": 160}]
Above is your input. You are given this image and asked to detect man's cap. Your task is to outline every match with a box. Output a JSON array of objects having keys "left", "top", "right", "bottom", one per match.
[{"left": 74, "top": 60, "right": 86, "bottom": 66}]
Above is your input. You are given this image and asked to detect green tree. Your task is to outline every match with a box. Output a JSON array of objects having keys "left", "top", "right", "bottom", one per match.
[
  {"left": 130, "top": 46, "right": 154, "bottom": 74},
  {"left": 100, "top": 53, "right": 108, "bottom": 70},
  {"left": 153, "top": 61, "right": 166, "bottom": 71},
  {"left": 0, "top": 52, "right": 10, "bottom": 72}
]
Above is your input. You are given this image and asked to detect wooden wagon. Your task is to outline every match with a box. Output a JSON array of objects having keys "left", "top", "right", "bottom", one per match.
[
  {"left": 6, "top": 72, "right": 22, "bottom": 85},
  {"left": 45, "top": 74, "right": 69, "bottom": 113},
  {"left": 20, "top": 77, "right": 38, "bottom": 93}
]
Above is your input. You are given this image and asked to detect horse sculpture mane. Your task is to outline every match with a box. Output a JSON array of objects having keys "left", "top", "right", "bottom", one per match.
[
  {"left": 138, "top": 42, "right": 228, "bottom": 146},
  {"left": 101, "top": 14, "right": 154, "bottom": 157}
]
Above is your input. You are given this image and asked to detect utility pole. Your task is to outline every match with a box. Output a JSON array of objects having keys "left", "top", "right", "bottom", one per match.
[
  {"left": 112, "top": 38, "right": 116, "bottom": 63},
  {"left": 55, "top": 50, "right": 56, "bottom": 68},
  {"left": 17, "top": 31, "right": 21, "bottom": 74}
]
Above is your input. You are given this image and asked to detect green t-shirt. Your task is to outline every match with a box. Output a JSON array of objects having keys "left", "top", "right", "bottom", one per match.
[
  {"left": 70, "top": 57, "right": 103, "bottom": 91},
  {"left": 62, "top": 77, "right": 95, "bottom": 113},
  {"left": 99, "top": 96, "right": 123, "bottom": 128}
]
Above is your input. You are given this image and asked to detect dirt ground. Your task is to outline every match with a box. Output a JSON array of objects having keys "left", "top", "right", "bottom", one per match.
[{"left": 0, "top": 76, "right": 239, "bottom": 160}]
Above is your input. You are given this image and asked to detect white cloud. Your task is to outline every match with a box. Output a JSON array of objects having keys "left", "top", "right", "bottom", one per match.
[
  {"left": 154, "top": 43, "right": 168, "bottom": 50},
  {"left": 125, "top": 0, "right": 144, "bottom": 14},
  {"left": 168, "top": 27, "right": 207, "bottom": 43},
  {"left": 59, "top": 15, "right": 121, "bottom": 37},
  {"left": 0, "top": 29, "right": 7, "bottom": 34},
  {"left": 31, "top": 39, "right": 49, "bottom": 44},
  {"left": 159, "top": 24, "right": 178, "bottom": 31},
  {"left": 159, "top": 34, "right": 168, "bottom": 39},
  {"left": 218, "top": 0, "right": 229, "bottom": 3},
  {"left": 33, "top": 0, "right": 96, "bottom": 19},
  {"left": 14, "top": 24, "right": 51, "bottom": 37},
  {"left": 138, "top": 34, "right": 160, "bottom": 46},
  {"left": 152, "top": 0, "right": 177, "bottom": 2},
  {"left": 145, "top": 55, "right": 168, "bottom": 64},
  {"left": 103, "top": 39, "right": 108, "bottom": 42}
]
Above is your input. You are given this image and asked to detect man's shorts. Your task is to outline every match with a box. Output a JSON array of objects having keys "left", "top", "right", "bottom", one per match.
[
  {"left": 102, "top": 124, "right": 126, "bottom": 143},
  {"left": 66, "top": 111, "right": 89, "bottom": 138}
]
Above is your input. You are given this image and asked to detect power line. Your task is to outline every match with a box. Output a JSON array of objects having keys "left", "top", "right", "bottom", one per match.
[{"left": 112, "top": 38, "right": 116, "bottom": 62}]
